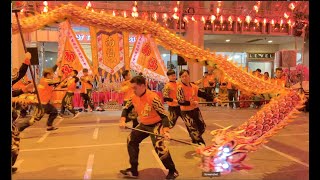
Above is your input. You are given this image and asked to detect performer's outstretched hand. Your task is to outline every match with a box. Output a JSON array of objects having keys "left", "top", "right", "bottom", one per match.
[
  {"left": 162, "top": 127, "right": 170, "bottom": 140},
  {"left": 163, "top": 132, "right": 171, "bottom": 140},
  {"left": 119, "top": 117, "right": 126, "bottom": 129}
]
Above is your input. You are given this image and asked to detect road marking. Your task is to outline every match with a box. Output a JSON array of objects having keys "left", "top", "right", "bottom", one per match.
[
  {"left": 83, "top": 154, "right": 95, "bottom": 180},
  {"left": 151, "top": 150, "right": 167, "bottom": 175},
  {"left": 20, "top": 141, "right": 152, "bottom": 152},
  {"left": 55, "top": 118, "right": 64, "bottom": 126},
  {"left": 92, "top": 128, "right": 99, "bottom": 140},
  {"left": 96, "top": 117, "right": 100, "bottom": 124},
  {"left": 213, "top": 123, "right": 226, "bottom": 128},
  {"left": 177, "top": 125, "right": 188, "bottom": 133},
  {"left": 37, "top": 132, "right": 50, "bottom": 143},
  {"left": 14, "top": 159, "right": 24, "bottom": 168},
  {"left": 23, "top": 123, "right": 118, "bottom": 130},
  {"left": 244, "top": 168, "right": 308, "bottom": 175},
  {"left": 263, "top": 145, "right": 309, "bottom": 168},
  {"left": 212, "top": 123, "right": 309, "bottom": 168},
  {"left": 276, "top": 133, "right": 309, "bottom": 137}
]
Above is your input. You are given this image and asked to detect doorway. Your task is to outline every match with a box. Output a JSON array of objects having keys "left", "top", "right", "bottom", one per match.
[{"left": 247, "top": 60, "right": 274, "bottom": 77}]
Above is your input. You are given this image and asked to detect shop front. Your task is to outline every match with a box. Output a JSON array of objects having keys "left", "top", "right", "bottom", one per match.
[{"left": 246, "top": 52, "right": 275, "bottom": 77}]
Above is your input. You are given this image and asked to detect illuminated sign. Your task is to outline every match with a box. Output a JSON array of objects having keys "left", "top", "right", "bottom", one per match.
[{"left": 248, "top": 53, "right": 275, "bottom": 59}]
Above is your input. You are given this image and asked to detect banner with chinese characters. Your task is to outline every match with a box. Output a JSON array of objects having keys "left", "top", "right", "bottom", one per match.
[
  {"left": 130, "top": 34, "right": 168, "bottom": 83},
  {"left": 57, "top": 20, "right": 92, "bottom": 78},
  {"left": 90, "top": 27, "right": 130, "bottom": 82}
]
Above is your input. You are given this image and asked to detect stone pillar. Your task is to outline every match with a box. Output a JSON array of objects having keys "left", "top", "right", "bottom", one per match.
[
  {"left": 184, "top": 1, "right": 204, "bottom": 83},
  {"left": 12, "top": 33, "right": 26, "bottom": 70}
]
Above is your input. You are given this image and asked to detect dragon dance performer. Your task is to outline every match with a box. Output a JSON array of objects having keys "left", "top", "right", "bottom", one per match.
[
  {"left": 119, "top": 75, "right": 179, "bottom": 180},
  {"left": 80, "top": 68, "right": 95, "bottom": 112},
  {"left": 19, "top": 61, "right": 62, "bottom": 132},
  {"left": 59, "top": 70, "right": 80, "bottom": 118},
  {"left": 12, "top": 71, "right": 32, "bottom": 117},
  {"left": 177, "top": 69, "right": 219, "bottom": 146},
  {"left": 162, "top": 69, "right": 182, "bottom": 128},
  {"left": 202, "top": 69, "right": 216, "bottom": 103},
  {"left": 11, "top": 52, "right": 31, "bottom": 173},
  {"left": 120, "top": 70, "right": 138, "bottom": 128}
]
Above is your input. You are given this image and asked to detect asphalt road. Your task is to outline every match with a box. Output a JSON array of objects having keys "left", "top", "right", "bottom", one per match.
[{"left": 12, "top": 106, "right": 309, "bottom": 180}]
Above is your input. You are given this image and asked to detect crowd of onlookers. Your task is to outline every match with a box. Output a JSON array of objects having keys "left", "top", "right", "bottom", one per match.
[{"left": 187, "top": 67, "right": 308, "bottom": 110}]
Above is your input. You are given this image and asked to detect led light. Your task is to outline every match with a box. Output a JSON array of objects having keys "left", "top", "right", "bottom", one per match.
[
  {"left": 245, "top": 15, "right": 251, "bottom": 24},
  {"left": 215, "top": 167, "right": 223, "bottom": 172},
  {"left": 216, "top": 7, "right": 220, "bottom": 14},
  {"left": 289, "top": 3, "right": 295, "bottom": 11},
  {"left": 132, "top": 6, "right": 137, "bottom": 12},
  {"left": 201, "top": 16, "right": 205, "bottom": 23},
  {"left": 153, "top": 12, "right": 158, "bottom": 21},
  {"left": 226, "top": 39, "right": 230, "bottom": 42},
  {"left": 183, "top": 16, "right": 189, "bottom": 23},
  {"left": 253, "top": 5, "right": 259, "bottom": 13},
  {"left": 86, "top": 1, "right": 91, "bottom": 8},
  {"left": 284, "top": 12, "right": 289, "bottom": 19},
  {"left": 237, "top": 17, "right": 242, "bottom": 23},
  {"left": 268, "top": 40, "right": 273, "bottom": 43},
  {"left": 163, "top": 13, "right": 168, "bottom": 21},
  {"left": 210, "top": 15, "right": 216, "bottom": 23},
  {"left": 219, "top": 15, "right": 223, "bottom": 24},
  {"left": 173, "top": 13, "right": 179, "bottom": 20},
  {"left": 223, "top": 147, "right": 230, "bottom": 153},
  {"left": 222, "top": 163, "right": 229, "bottom": 169}
]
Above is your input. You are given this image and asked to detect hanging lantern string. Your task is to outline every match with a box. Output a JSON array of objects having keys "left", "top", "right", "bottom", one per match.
[{"left": 78, "top": 1, "right": 302, "bottom": 27}]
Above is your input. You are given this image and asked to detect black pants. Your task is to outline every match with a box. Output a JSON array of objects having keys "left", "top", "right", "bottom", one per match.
[
  {"left": 61, "top": 92, "right": 76, "bottom": 115},
  {"left": 127, "top": 122, "right": 176, "bottom": 172},
  {"left": 168, "top": 106, "right": 182, "bottom": 128},
  {"left": 180, "top": 108, "right": 206, "bottom": 145},
  {"left": 123, "top": 100, "right": 139, "bottom": 128},
  {"left": 227, "top": 89, "right": 240, "bottom": 108},
  {"left": 12, "top": 123, "right": 20, "bottom": 166},
  {"left": 13, "top": 102, "right": 28, "bottom": 117},
  {"left": 18, "top": 103, "right": 58, "bottom": 132},
  {"left": 12, "top": 107, "right": 20, "bottom": 166},
  {"left": 204, "top": 87, "right": 216, "bottom": 101},
  {"left": 80, "top": 89, "right": 94, "bottom": 110}
]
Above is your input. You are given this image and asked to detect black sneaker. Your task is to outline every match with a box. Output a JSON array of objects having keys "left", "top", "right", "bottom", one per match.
[
  {"left": 120, "top": 168, "right": 139, "bottom": 178},
  {"left": 46, "top": 127, "right": 58, "bottom": 131},
  {"left": 12, "top": 167, "right": 18, "bottom": 173},
  {"left": 166, "top": 170, "right": 179, "bottom": 179}
]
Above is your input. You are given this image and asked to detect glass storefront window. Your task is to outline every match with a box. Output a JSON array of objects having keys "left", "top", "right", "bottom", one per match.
[{"left": 215, "top": 52, "right": 247, "bottom": 67}]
